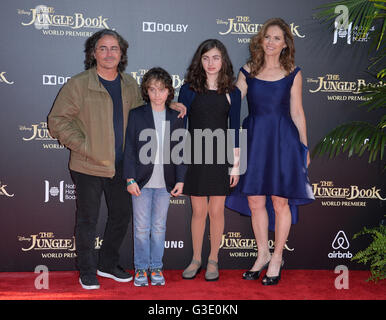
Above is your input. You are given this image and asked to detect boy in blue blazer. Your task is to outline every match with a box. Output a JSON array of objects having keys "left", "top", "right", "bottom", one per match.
[{"left": 123, "top": 67, "right": 185, "bottom": 286}]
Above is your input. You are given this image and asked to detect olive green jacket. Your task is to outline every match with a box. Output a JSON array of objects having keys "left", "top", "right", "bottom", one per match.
[{"left": 48, "top": 67, "right": 143, "bottom": 178}]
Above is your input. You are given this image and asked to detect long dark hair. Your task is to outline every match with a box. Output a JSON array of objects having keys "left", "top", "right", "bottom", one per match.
[
  {"left": 84, "top": 29, "right": 129, "bottom": 72},
  {"left": 185, "top": 39, "right": 235, "bottom": 94}
]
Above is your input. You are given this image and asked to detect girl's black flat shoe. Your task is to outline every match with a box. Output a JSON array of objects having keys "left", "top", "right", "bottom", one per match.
[
  {"left": 242, "top": 261, "right": 270, "bottom": 280},
  {"left": 262, "top": 260, "right": 284, "bottom": 286}
]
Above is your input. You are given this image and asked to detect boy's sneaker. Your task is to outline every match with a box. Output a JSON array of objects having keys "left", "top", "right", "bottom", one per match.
[
  {"left": 97, "top": 265, "right": 133, "bottom": 282},
  {"left": 134, "top": 269, "right": 149, "bottom": 287},
  {"left": 150, "top": 268, "right": 165, "bottom": 286},
  {"left": 79, "top": 274, "right": 100, "bottom": 290}
]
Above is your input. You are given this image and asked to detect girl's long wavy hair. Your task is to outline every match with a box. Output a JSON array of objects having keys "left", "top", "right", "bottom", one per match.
[
  {"left": 185, "top": 39, "right": 235, "bottom": 94},
  {"left": 84, "top": 29, "right": 128, "bottom": 72},
  {"left": 248, "top": 18, "right": 295, "bottom": 77}
]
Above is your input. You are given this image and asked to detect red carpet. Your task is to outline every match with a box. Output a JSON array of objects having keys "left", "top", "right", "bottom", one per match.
[{"left": 0, "top": 269, "right": 384, "bottom": 300}]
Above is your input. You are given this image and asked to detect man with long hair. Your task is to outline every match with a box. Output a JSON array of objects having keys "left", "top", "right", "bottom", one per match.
[
  {"left": 48, "top": 29, "right": 186, "bottom": 289},
  {"left": 48, "top": 29, "right": 142, "bottom": 289}
]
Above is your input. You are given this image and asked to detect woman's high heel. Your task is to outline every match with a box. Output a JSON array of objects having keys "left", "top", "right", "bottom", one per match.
[
  {"left": 262, "top": 260, "right": 284, "bottom": 286},
  {"left": 242, "top": 260, "right": 270, "bottom": 280}
]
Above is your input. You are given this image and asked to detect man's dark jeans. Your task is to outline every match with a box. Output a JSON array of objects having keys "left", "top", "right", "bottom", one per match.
[{"left": 70, "top": 166, "right": 131, "bottom": 276}]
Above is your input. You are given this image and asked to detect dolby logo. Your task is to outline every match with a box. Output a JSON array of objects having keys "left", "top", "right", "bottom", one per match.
[
  {"left": 142, "top": 21, "right": 188, "bottom": 33},
  {"left": 43, "top": 74, "right": 71, "bottom": 85}
]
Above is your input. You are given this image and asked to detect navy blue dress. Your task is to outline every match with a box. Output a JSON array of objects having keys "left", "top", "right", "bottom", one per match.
[{"left": 225, "top": 66, "right": 314, "bottom": 231}]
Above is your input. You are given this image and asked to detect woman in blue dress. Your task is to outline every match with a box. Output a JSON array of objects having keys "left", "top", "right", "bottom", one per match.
[{"left": 225, "top": 18, "right": 314, "bottom": 285}]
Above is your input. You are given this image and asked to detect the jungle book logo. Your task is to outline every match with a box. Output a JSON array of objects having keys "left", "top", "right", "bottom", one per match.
[
  {"left": 169, "top": 197, "right": 186, "bottom": 205},
  {"left": 17, "top": 5, "right": 111, "bottom": 37},
  {"left": 313, "top": 180, "right": 386, "bottom": 207},
  {"left": 306, "top": 74, "right": 384, "bottom": 101},
  {"left": 216, "top": 16, "right": 305, "bottom": 44},
  {"left": 220, "top": 232, "right": 294, "bottom": 258},
  {"left": 0, "top": 181, "right": 14, "bottom": 198},
  {"left": 19, "top": 122, "right": 64, "bottom": 150},
  {"left": 0, "top": 72, "right": 14, "bottom": 85},
  {"left": 131, "top": 69, "right": 184, "bottom": 91},
  {"left": 18, "top": 232, "right": 103, "bottom": 258},
  {"left": 18, "top": 232, "right": 77, "bottom": 259}
]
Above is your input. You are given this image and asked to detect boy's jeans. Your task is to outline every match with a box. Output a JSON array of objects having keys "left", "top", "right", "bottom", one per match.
[{"left": 132, "top": 187, "right": 170, "bottom": 270}]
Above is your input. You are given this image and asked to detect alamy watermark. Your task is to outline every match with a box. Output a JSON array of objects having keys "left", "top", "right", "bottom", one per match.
[
  {"left": 334, "top": 265, "right": 349, "bottom": 290},
  {"left": 137, "top": 123, "right": 247, "bottom": 175},
  {"left": 34, "top": 265, "right": 49, "bottom": 289},
  {"left": 334, "top": 5, "right": 349, "bottom": 31}
]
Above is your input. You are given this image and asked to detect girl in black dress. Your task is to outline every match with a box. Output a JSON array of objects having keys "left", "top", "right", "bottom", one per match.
[{"left": 178, "top": 39, "right": 241, "bottom": 281}]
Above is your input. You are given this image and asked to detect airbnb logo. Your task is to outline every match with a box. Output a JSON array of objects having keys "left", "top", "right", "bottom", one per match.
[
  {"left": 332, "top": 230, "right": 350, "bottom": 250},
  {"left": 328, "top": 230, "right": 352, "bottom": 259}
]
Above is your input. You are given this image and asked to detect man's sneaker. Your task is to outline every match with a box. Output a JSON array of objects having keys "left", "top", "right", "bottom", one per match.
[
  {"left": 134, "top": 269, "right": 148, "bottom": 287},
  {"left": 97, "top": 266, "right": 133, "bottom": 282},
  {"left": 150, "top": 268, "right": 165, "bottom": 286},
  {"left": 79, "top": 274, "right": 100, "bottom": 290}
]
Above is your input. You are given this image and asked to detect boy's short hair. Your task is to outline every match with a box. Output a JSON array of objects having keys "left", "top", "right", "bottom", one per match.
[{"left": 141, "top": 67, "right": 175, "bottom": 106}]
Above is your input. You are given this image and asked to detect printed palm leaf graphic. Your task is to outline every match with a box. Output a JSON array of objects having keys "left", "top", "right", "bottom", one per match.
[{"left": 312, "top": 0, "right": 386, "bottom": 169}]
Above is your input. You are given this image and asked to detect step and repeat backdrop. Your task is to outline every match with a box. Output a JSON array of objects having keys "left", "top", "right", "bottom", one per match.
[{"left": 0, "top": 0, "right": 384, "bottom": 272}]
